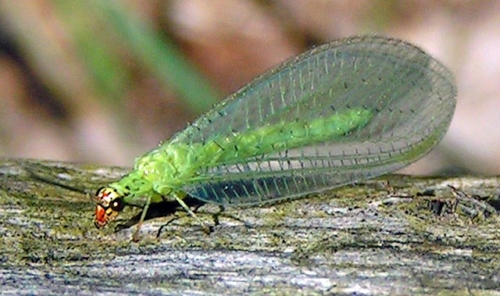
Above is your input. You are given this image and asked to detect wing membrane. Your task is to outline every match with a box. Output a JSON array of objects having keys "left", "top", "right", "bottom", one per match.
[{"left": 170, "top": 36, "right": 456, "bottom": 206}]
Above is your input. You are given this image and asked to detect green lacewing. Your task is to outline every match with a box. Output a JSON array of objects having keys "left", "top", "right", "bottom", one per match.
[{"left": 95, "top": 35, "right": 457, "bottom": 239}]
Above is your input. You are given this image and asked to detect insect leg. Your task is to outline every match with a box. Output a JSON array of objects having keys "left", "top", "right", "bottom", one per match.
[
  {"left": 132, "top": 194, "right": 152, "bottom": 242},
  {"left": 174, "top": 193, "right": 211, "bottom": 234}
]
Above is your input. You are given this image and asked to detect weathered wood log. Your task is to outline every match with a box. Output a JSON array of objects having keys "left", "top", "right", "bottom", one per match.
[{"left": 1, "top": 158, "right": 499, "bottom": 294}]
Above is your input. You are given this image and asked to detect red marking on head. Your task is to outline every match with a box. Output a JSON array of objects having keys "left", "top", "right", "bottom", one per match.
[
  {"left": 94, "top": 205, "right": 108, "bottom": 228},
  {"left": 96, "top": 188, "right": 110, "bottom": 202}
]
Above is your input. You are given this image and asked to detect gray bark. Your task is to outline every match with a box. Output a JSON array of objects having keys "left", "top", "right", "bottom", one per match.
[{"left": 1, "top": 158, "right": 499, "bottom": 295}]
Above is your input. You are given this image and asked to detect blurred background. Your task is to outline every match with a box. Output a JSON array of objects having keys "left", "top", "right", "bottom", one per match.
[{"left": 0, "top": 0, "right": 498, "bottom": 175}]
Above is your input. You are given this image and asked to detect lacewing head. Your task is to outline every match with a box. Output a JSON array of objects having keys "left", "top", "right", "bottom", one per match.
[{"left": 94, "top": 187, "right": 125, "bottom": 228}]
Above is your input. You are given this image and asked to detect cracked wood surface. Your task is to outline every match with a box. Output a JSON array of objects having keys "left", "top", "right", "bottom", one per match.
[{"left": 1, "top": 158, "right": 500, "bottom": 295}]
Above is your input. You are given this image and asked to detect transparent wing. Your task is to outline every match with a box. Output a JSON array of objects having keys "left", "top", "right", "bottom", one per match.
[{"left": 170, "top": 35, "right": 457, "bottom": 206}]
